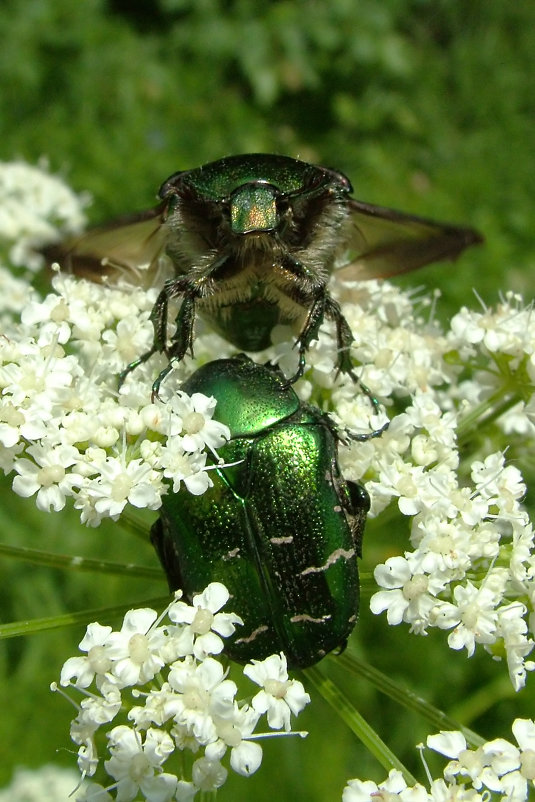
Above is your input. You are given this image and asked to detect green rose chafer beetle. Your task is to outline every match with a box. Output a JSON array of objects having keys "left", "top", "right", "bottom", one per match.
[
  {"left": 151, "top": 354, "right": 370, "bottom": 668},
  {"left": 45, "top": 153, "right": 482, "bottom": 394}
]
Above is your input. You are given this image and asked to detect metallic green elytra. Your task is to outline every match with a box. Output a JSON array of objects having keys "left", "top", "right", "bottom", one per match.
[
  {"left": 150, "top": 354, "right": 370, "bottom": 668},
  {"left": 44, "top": 153, "right": 482, "bottom": 392}
]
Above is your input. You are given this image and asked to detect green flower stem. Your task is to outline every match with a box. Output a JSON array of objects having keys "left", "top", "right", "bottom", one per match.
[
  {"left": 337, "top": 650, "right": 484, "bottom": 748},
  {"left": 305, "top": 664, "right": 418, "bottom": 784},
  {"left": 449, "top": 673, "right": 517, "bottom": 725},
  {"left": 0, "top": 542, "right": 161, "bottom": 578},
  {"left": 120, "top": 510, "right": 160, "bottom": 541},
  {"left": 0, "top": 597, "right": 170, "bottom": 639},
  {"left": 456, "top": 387, "right": 525, "bottom": 445}
]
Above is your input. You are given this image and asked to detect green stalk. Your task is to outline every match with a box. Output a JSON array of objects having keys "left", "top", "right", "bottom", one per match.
[
  {"left": 0, "top": 542, "right": 161, "bottom": 578},
  {"left": 0, "top": 596, "right": 170, "bottom": 639},
  {"left": 305, "top": 665, "right": 418, "bottom": 784},
  {"left": 337, "top": 651, "right": 484, "bottom": 748}
]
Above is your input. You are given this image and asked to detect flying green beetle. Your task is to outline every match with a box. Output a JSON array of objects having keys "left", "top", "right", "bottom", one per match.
[{"left": 44, "top": 153, "right": 482, "bottom": 392}]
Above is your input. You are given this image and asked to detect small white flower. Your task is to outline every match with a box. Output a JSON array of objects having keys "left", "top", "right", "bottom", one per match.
[
  {"left": 106, "top": 608, "right": 167, "bottom": 687},
  {"left": 166, "top": 391, "right": 230, "bottom": 453},
  {"left": 80, "top": 455, "right": 163, "bottom": 520},
  {"left": 428, "top": 719, "right": 535, "bottom": 801},
  {"left": 102, "top": 315, "right": 154, "bottom": 368},
  {"left": 205, "top": 704, "right": 262, "bottom": 776},
  {"left": 205, "top": 705, "right": 262, "bottom": 777},
  {"left": 128, "top": 683, "right": 180, "bottom": 730},
  {"left": 244, "top": 652, "right": 311, "bottom": 731},
  {"left": 482, "top": 719, "right": 535, "bottom": 801},
  {"left": 168, "top": 582, "right": 243, "bottom": 660},
  {"left": 370, "top": 556, "right": 444, "bottom": 634},
  {"left": 21, "top": 293, "right": 73, "bottom": 345},
  {"left": 60, "top": 622, "right": 113, "bottom": 688},
  {"left": 498, "top": 603, "right": 535, "bottom": 691},
  {"left": 104, "top": 725, "right": 177, "bottom": 802},
  {"left": 79, "top": 682, "right": 122, "bottom": 727},
  {"left": 191, "top": 757, "right": 228, "bottom": 793},
  {"left": 12, "top": 443, "right": 83, "bottom": 511},
  {"left": 157, "top": 443, "right": 214, "bottom": 496},
  {"left": 75, "top": 737, "right": 99, "bottom": 779},
  {"left": 343, "top": 768, "right": 409, "bottom": 802},
  {"left": 431, "top": 581, "right": 499, "bottom": 656},
  {"left": 167, "top": 656, "right": 237, "bottom": 744}
]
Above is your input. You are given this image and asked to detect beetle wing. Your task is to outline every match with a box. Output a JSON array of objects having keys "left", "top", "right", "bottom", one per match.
[
  {"left": 42, "top": 203, "right": 170, "bottom": 289},
  {"left": 338, "top": 198, "right": 483, "bottom": 281}
]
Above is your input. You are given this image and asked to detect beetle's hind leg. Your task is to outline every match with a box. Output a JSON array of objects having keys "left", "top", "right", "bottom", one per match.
[{"left": 150, "top": 517, "right": 185, "bottom": 593}]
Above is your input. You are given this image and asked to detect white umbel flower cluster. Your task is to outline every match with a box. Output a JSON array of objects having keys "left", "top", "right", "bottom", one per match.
[
  {"left": 0, "top": 159, "right": 89, "bottom": 270},
  {"left": 343, "top": 293, "right": 535, "bottom": 691},
  {"left": 344, "top": 719, "right": 535, "bottom": 802},
  {"left": 0, "top": 765, "right": 80, "bottom": 802},
  {"left": 427, "top": 721, "right": 535, "bottom": 802},
  {"left": 343, "top": 767, "right": 485, "bottom": 802},
  {"left": 1, "top": 160, "right": 535, "bottom": 695},
  {"left": 54, "top": 583, "right": 310, "bottom": 800},
  {"left": 0, "top": 269, "right": 231, "bottom": 525}
]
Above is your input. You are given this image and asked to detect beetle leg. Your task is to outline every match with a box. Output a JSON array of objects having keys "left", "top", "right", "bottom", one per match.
[
  {"left": 150, "top": 285, "right": 171, "bottom": 353},
  {"left": 118, "top": 285, "right": 170, "bottom": 388},
  {"left": 118, "top": 346, "right": 159, "bottom": 389},
  {"left": 343, "top": 480, "right": 370, "bottom": 557},
  {"left": 282, "top": 294, "right": 326, "bottom": 386},
  {"left": 284, "top": 292, "right": 355, "bottom": 386},
  {"left": 150, "top": 517, "right": 185, "bottom": 592},
  {"left": 323, "top": 296, "right": 390, "bottom": 441},
  {"left": 167, "top": 293, "right": 197, "bottom": 361},
  {"left": 151, "top": 287, "right": 197, "bottom": 399},
  {"left": 151, "top": 294, "right": 197, "bottom": 399},
  {"left": 324, "top": 295, "right": 354, "bottom": 377},
  {"left": 118, "top": 272, "right": 202, "bottom": 396}
]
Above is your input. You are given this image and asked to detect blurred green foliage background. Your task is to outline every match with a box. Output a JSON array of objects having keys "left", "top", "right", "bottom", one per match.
[{"left": 1, "top": 0, "right": 534, "bottom": 799}]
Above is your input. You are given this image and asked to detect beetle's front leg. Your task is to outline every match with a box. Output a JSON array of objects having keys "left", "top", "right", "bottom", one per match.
[
  {"left": 118, "top": 285, "right": 170, "bottom": 388},
  {"left": 167, "top": 294, "right": 197, "bottom": 363},
  {"left": 282, "top": 295, "right": 326, "bottom": 386},
  {"left": 323, "top": 295, "right": 355, "bottom": 377},
  {"left": 280, "top": 262, "right": 356, "bottom": 384},
  {"left": 119, "top": 275, "right": 198, "bottom": 394},
  {"left": 324, "top": 296, "right": 390, "bottom": 439},
  {"left": 150, "top": 293, "right": 197, "bottom": 399},
  {"left": 148, "top": 275, "right": 202, "bottom": 398}
]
